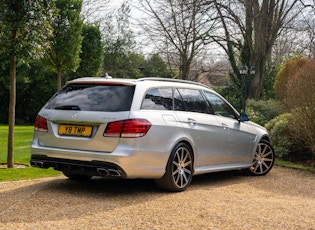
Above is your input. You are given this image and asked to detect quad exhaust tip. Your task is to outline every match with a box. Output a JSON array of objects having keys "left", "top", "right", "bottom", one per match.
[
  {"left": 30, "top": 160, "right": 45, "bottom": 168},
  {"left": 97, "top": 168, "right": 122, "bottom": 177}
]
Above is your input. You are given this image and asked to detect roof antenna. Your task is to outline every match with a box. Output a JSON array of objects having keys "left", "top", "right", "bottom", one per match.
[{"left": 104, "top": 73, "right": 112, "bottom": 79}]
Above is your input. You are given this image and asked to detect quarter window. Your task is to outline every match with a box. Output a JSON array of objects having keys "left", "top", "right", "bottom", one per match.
[{"left": 141, "top": 88, "right": 173, "bottom": 110}]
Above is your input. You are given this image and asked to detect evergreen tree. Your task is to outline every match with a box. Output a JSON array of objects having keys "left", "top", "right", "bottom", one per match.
[
  {"left": 70, "top": 23, "right": 103, "bottom": 79},
  {"left": 45, "top": 0, "right": 84, "bottom": 90}
]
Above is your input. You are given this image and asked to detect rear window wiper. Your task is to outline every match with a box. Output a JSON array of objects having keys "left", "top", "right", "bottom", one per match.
[{"left": 54, "top": 105, "right": 81, "bottom": 110}]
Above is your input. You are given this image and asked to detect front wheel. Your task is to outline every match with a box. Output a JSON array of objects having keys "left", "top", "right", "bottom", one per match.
[
  {"left": 155, "top": 142, "right": 194, "bottom": 192},
  {"left": 245, "top": 140, "right": 275, "bottom": 176}
]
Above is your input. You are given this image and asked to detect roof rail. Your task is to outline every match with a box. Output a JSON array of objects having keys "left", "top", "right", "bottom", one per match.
[{"left": 136, "top": 77, "right": 212, "bottom": 89}]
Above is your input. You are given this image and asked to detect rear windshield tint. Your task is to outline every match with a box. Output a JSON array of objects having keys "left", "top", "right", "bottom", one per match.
[{"left": 44, "top": 84, "right": 135, "bottom": 112}]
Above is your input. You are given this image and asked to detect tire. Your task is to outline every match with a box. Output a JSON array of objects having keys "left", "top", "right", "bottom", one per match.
[
  {"left": 155, "top": 142, "right": 194, "bottom": 192},
  {"left": 245, "top": 139, "right": 275, "bottom": 176},
  {"left": 62, "top": 171, "right": 92, "bottom": 181}
]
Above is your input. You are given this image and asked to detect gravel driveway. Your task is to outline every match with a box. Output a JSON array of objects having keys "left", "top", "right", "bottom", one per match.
[{"left": 0, "top": 166, "right": 314, "bottom": 229}]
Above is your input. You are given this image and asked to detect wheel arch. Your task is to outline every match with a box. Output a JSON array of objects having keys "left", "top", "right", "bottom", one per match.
[
  {"left": 155, "top": 138, "right": 195, "bottom": 191},
  {"left": 171, "top": 138, "right": 195, "bottom": 163},
  {"left": 260, "top": 135, "right": 272, "bottom": 144}
]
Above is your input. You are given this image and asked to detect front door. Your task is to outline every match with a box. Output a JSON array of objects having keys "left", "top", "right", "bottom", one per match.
[{"left": 203, "top": 91, "right": 254, "bottom": 163}]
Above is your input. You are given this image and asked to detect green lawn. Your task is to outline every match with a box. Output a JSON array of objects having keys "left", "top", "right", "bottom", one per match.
[{"left": 0, "top": 125, "right": 61, "bottom": 182}]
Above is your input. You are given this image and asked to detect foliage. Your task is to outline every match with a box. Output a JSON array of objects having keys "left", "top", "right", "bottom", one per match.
[
  {"left": 102, "top": 3, "right": 174, "bottom": 79},
  {"left": 0, "top": 0, "right": 53, "bottom": 59},
  {"left": 213, "top": 0, "right": 307, "bottom": 100},
  {"left": 0, "top": 61, "right": 56, "bottom": 124},
  {"left": 274, "top": 55, "right": 308, "bottom": 100},
  {"left": 16, "top": 61, "right": 56, "bottom": 124},
  {"left": 265, "top": 113, "right": 314, "bottom": 162},
  {"left": 45, "top": 0, "right": 84, "bottom": 89},
  {"left": 0, "top": 0, "right": 54, "bottom": 167},
  {"left": 104, "top": 47, "right": 144, "bottom": 78},
  {"left": 261, "top": 57, "right": 284, "bottom": 100},
  {"left": 0, "top": 59, "right": 9, "bottom": 123},
  {"left": 67, "top": 23, "right": 103, "bottom": 80},
  {"left": 216, "top": 83, "right": 243, "bottom": 112},
  {"left": 246, "top": 99, "right": 285, "bottom": 126},
  {"left": 140, "top": 54, "right": 174, "bottom": 78},
  {"left": 265, "top": 57, "right": 315, "bottom": 163},
  {"left": 285, "top": 58, "right": 315, "bottom": 155},
  {"left": 102, "top": 3, "right": 138, "bottom": 78},
  {"left": 265, "top": 113, "right": 294, "bottom": 160}
]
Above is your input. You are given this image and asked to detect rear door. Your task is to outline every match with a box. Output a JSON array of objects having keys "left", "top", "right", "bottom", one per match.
[{"left": 174, "top": 88, "right": 231, "bottom": 167}]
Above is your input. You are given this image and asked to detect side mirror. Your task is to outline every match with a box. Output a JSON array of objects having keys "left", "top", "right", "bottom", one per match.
[{"left": 239, "top": 112, "right": 250, "bottom": 122}]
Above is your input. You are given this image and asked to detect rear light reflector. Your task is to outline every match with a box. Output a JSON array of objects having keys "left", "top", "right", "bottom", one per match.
[
  {"left": 34, "top": 115, "right": 48, "bottom": 132},
  {"left": 103, "top": 119, "right": 151, "bottom": 138}
]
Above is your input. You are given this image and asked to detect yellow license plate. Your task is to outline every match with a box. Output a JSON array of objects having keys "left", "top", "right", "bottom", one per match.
[{"left": 58, "top": 125, "right": 92, "bottom": 137}]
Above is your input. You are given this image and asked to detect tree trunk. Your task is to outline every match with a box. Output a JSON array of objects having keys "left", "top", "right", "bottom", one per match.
[
  {"left": 250, "top": 67, "right": 263, "bottom": 100},
  {"left": 249, "top": 0, "right": 273, "bottom": 100},
  {"left": 7, "top": 55, "right": 16, "bottom": 168},
  {"left": 181, "top": 59, "right": 191, "bottom": 80},
  {"left": 250, "top": 54, "right": 268, "bottom": 99},
  {"left": 57, "top": 68, "right": 62, "bottom": 90}
]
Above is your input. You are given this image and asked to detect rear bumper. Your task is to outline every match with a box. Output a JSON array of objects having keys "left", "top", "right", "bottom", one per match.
[
  {"left": 30, "top": 144, "right": 168, "bottom": 179},
  {"left": 31, "top": 155, "right": 126, "bottom": 178}
]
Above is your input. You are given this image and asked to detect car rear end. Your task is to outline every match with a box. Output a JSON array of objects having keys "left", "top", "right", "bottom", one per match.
[{"left": 31, "top": 78, "right": 166, "bottom": 179}]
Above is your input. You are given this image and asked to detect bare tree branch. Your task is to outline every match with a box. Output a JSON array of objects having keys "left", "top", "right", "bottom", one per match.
[{"left": 136, "top": 0, "right": 218, "bottom": 80}]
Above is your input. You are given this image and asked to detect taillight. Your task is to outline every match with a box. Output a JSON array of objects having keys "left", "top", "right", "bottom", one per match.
[
  {"left": 103, "top": 119, "right": 151, "bottom": 138},
  {"left": 34, "top": 115, "right": 48, "bottom": 132}
]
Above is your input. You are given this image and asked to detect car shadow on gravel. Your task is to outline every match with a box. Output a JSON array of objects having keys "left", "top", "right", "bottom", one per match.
[
  {"left": 50, "top": 176, "right": 159, "bottom": 194},
  {"left": 189, "top": 170, "right": 246, "bottom": 189},
  {"left": 0, "top": 171, "right": 245, "bottom": 224},
  {"left": 10, "top": 168, "right": 314, "bottom": 225},
  {"left": 47, "top": 171, "right": 245, "bottom": 195},
  {"left": 0, "top": 178, "right": 161, "bottom": 224},
  {"left": 190, "top": 166, "right": 315, "bottom": 199}
]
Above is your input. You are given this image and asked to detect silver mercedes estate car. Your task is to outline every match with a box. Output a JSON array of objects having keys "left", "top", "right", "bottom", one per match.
[{"left": 31, "top": 77, "right": 275, "bottom": 192}]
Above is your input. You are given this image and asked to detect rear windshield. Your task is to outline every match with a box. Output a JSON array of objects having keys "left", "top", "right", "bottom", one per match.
[{"left": 44, "top": 84, "right": 135, "bottom": 112}]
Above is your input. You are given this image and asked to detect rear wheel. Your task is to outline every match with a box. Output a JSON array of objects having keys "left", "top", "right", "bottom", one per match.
[
  {"left": 155, "top": 142, "right": 194, "bottom": 192},
  {"left": 245, "top": 140, "right": 275, "bottom": 176}
]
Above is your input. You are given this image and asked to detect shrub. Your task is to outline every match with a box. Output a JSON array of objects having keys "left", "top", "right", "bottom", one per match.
[
  {"left": 274, "top": 55, "right": 308, "bottom": 100},
  {"left": 285, "top": 58, "right": 315, "bottom": 156},
  {"left": 266, "top": 113, "right": 314, "bottom": 162},
  {"left": 246, "top": 99, "right": 285, "bottom": 126},
  {"left": 265, "top": 113, "right": 293, "bottom": 160}
]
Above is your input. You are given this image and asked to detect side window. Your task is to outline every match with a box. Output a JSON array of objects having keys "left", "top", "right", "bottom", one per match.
[
  {"left": 203, "top": 91, "right": 236, "bottom": 118},
  {"left": 177, "top": 88, "right": 209, "bottom": 114},
  {"left": 141, "top": 88, "right": 173, "bottom": 110}
]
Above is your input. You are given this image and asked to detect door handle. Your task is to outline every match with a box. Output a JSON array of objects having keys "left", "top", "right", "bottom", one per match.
[
  {"left": 188, "top": 118, "right": 196, "bottom": 125},
  {"left": 221, "top": 123, "right": 228, "bottom": 130}
]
